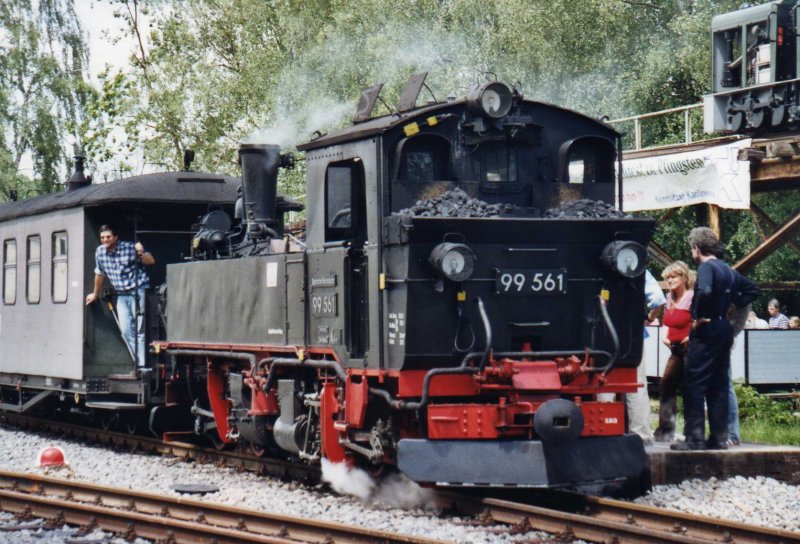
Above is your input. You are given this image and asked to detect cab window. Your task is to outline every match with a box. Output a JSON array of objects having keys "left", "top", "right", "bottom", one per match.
[
  {"left": 477, "top": 142, "right": 520, "bottom": 192},
  {"left": 396, "top": 135, "right": 451, "bottom": 183},
  {"left": 26, "top": 235, "right": 40, "bottom": 304},
  {"left": 560, "top": 137, "right": 614, "bottom": 184},
  {"left": 746, "top": 21, "right": 770, "bottom": 86},
  {"left": 52, "top": 232, "right": 68, "bottom": 303},
  {"left": 3, "top": 239, "right": 15, "bottom": 305},
  {"left": 325, "top": 160, "right": 365, "bottom": 242}
]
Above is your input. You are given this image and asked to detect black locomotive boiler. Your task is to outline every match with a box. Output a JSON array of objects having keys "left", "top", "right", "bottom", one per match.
[
  {"left": 705, "top": 0, "right": 800, "bottom": 133},
  {"left": 155, "top": 75, "right": 655, "bottom": 493}
]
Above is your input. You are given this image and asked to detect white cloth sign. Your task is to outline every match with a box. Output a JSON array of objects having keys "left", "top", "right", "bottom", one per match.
[{"left": 621, "top": 139, "right": 751, "bottom": 212}]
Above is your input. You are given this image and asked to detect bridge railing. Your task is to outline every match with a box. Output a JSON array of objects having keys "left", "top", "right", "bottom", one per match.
[{"left": 609, "top": 103, "right": 704, "bottom": 151}]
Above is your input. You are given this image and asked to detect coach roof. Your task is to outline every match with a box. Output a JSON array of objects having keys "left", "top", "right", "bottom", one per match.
[{"left": 0, "top": 171, "right": 241, "bottom": 223}]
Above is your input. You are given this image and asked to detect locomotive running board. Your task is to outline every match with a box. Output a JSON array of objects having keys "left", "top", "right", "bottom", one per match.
[{"left": 84, "top": 401, "right": 146, "bottom": 410}]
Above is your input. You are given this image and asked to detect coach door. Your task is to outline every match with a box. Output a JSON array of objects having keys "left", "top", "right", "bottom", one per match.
[{"left": 324, "top": 160, "right": 369, "bottom": 360}]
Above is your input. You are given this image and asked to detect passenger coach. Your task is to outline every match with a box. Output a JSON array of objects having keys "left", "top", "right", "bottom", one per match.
[{"left": 0, "top": 158, "right": 239, "bottom": 417}]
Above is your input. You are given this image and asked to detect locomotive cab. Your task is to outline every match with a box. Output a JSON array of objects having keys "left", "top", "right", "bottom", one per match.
[{"left": 705, "top": 0, "right": 799, "bottom": 133}]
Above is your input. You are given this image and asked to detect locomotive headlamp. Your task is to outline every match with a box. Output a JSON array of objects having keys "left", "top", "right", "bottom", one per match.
[
  {"left": 601, "top": 241, "right": 647, "bottom": 278},
  {"left": 467, "top": 82, "right": 514, "bottom": 119},
  {"left": 429, "top": 242, "right": 476, "bottom": 282}
]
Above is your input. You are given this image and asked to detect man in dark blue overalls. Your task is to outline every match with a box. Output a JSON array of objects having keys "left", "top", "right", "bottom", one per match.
[{"left": 671, "top": 227, "right": 759, "bottom": 451}]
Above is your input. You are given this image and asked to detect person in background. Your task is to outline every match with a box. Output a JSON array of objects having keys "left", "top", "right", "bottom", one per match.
[
  {"left": 672, "top": 227, "right": 759, "bottom": 451},
  {"left": 727, "top": 294, "right": 760, "bottom": 447},
  {"left": 85, "top": 224, "right": 155, "bottom": 367},
  {"left": 627, "top": 270, "right": 666, "bottom": 445},
  {"left": 654, "top": 261, "right": 694, "bottom": 443},
  {"left": 745, "top": 310, "right": 769, "bottom": 329},
  {"left": 789, "top": 316, "right": 800, "bottom": 329},
  {"left": 768, "top": 299, "right": 790, "bottom": 329}
]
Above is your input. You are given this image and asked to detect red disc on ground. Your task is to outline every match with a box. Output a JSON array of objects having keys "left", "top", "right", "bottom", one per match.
[{"left": 38, "top": 446, "right": 66, "bottom": 467}]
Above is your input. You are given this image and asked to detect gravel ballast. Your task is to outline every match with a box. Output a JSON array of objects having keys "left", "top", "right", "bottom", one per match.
[
  {"left": 0, "top": 427, "right": 548, "bottom": 543},
  {"left": 0, "top": 426, "right": 797, "bottom": 541},
  {"left": 636, "top": 475, "right": 800, "bottom": 532}
]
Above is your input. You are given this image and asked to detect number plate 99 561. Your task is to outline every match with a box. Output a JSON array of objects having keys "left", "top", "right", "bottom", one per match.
[{"left": 496, "top": 269, "right": 567, "bottom": 295}]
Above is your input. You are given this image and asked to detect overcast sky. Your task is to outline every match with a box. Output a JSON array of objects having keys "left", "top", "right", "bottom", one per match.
[{"left": 74, "top": 1, "right": 139, "bottom": 80}]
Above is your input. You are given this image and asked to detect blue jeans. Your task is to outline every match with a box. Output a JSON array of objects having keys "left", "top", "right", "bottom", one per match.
[
  {"left": 116, "top": 287, "right": 146, "bottom": 367},
  {"left": 728, "top": 368, "right": 741, "bottom": 442}
]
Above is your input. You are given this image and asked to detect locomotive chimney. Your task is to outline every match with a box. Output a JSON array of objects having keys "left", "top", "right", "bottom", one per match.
[
  {"left": 66, "top": 155, "right": 91, "bottom": 191},
  {"left": 238, "top": 143, "right": 280, "bottom": 240}
]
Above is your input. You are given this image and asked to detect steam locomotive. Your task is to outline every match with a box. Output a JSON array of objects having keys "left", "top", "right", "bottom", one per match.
[
  {"left": 0, "top": 74, "right": 654, "bottom": 494},
  {"left": 705, "top": 0, "right": 800, "bottom": 133}
]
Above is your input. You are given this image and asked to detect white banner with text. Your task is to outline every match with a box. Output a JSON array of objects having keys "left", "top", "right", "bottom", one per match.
[{"left": 621, "top": 139, "right": 752, "bottom": 212}]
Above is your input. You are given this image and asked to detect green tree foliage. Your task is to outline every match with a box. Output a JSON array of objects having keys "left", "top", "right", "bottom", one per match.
[
  {"left": 93, "top": 0, "right": 722, "bottom": 191},
  {"left": 0, "top": 0, "right": 92, "bottom": 201},
  {"left": 80, "top": 0, "right": 800, "bottom": 308},
  {"left": 95, "top": 1, "right": 756, "bottom": 162}
]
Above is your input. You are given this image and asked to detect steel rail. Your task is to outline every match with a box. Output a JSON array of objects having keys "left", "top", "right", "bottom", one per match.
[
  {"left": 578, "top": 493, "right": 800, "bottom": 544},
  {"left": 0, "top": 470, "right": 443, "bottom": 544},
  {"left": 438, "top": 491, "right": 800, "bottom": 544}
]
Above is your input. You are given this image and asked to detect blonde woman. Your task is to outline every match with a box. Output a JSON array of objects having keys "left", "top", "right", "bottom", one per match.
[{"left": 653, "top": 261, "right": 695, "bottom": 442}]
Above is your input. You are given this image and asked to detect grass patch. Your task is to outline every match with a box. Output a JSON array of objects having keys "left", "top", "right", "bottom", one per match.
[
  {"left": 740, "top": 418, "right": 800, "bottom": 446},
  {"left": 737, "top": 383, "right": 800, "bottom": 446},
  {"left": 648, "top": 384, "right": 800, "bottom": 446}
]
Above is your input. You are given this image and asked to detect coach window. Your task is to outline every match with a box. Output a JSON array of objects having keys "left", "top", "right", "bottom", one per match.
[
  {"left": 2, "top": 239, "right": 15, "bottom": 305},
  {"left": 26, "top": 235, "right": 41, "bottom": 304},
  {"left": 52, "top": 232, "right": 68, "bottom": 303},
  {"left": 325, "top": 160, "right": 365, "bottom": 242},
  {"left": 560, "top": 137, "right": 614, "bottom": 184}
]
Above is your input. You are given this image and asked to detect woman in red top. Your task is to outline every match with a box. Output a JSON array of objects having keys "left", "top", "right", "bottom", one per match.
[{"left": 654, "top": 261, "right": 695, "bottom": 442}]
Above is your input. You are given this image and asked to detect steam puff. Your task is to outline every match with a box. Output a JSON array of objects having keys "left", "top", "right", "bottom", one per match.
[
  {"left": 320, "top": 458, "right": 375, "bottom": 501},
  {"left": 372, "top": 471, "right": 435, "bottom": 510},
  {"left": 240, "top": 22, "right": 479, "bottom": 150},
  {"left": 242, "top": 99, "right": 352, "bottom": 149},
  {"left": 320, "top": 458, "right": 434, "bottom": 510}
]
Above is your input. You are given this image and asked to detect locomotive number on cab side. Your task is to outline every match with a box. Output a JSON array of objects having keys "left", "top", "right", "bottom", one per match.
[{"left": 311, "top": 294, "right": 337, "bottom": 316}]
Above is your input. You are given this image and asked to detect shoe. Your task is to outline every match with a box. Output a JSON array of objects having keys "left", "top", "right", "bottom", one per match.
[
  {"left": 654, "top": 429, "right": 674, "bottom": 443},
  {"left": 725, "top": 439, "right": 740, "bottom": 447},
  {"left": 670, "top": 440, "right": 705, "bottom": 451},
  {"left": 705, "top": 439, "right": 728, "bottom": 450}
]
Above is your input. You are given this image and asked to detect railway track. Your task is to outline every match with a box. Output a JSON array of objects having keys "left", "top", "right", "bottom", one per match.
[
  {"left": 3, "top": 413, "right": 798, "bottom": 543},
  {"left": 444, "top": 491, "right": 800, "bottom": 543},
  {"left": 0, "top": 469, "right": 442, "bottom": 544}
]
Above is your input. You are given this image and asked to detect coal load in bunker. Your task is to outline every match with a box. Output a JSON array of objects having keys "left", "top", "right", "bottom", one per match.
[{"left": 0, "top": 74, "right": 654, "bottom": 496}]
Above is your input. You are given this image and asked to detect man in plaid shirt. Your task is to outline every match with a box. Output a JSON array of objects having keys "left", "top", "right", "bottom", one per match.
[{"left": 85, "top": 224, "right": 155, "bottom": 367}]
